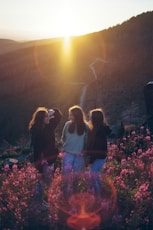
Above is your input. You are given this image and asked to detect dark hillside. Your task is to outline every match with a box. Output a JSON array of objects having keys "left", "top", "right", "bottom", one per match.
[{"left": 0, "top": 11, "right": 153, "bottom": 144}]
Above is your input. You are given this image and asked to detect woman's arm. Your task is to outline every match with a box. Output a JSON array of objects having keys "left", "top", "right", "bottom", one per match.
[
  {"left": 61, "top": 121, "right": 69, "bottom": 144},
  {"left": 49, "top": 108, "right": 62, "bottom": 129}
]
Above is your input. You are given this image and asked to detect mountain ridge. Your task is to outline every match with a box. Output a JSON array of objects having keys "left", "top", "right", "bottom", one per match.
[{"left": 0, "top": 11, "right": 153, "bottom": 144}]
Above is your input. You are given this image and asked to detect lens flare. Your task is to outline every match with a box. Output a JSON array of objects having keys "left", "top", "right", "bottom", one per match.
[
  {"left": 48, "top": 172, "right": 117, "bottom": 230},
  {"left": 67, "top": 192, "right": 101, "bottom": 230}
]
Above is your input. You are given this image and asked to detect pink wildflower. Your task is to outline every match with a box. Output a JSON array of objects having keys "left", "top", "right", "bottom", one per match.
[
  {"left": 138, "top": 149, "right": 142, "bottom": 154},
  {"left": 4, "top": 164, "right": 9, "bottom": 172},
  {"left": 58, "top": 152, "right": 64, "bottom": 158},
  {"left": 12, "top": 164, "right": 18, "bottom": 171},
  {"left": 121, "top": 159, "right": 126, "bottom": 164},
  {"left": 145, "top": 136, "right": 151, "bottom": 141},
  {"left": 131, "top": 131, "right": 136, "bottom": 135},
  {"left": 139, "top": 182, "right": 149, "bottom": 192}
]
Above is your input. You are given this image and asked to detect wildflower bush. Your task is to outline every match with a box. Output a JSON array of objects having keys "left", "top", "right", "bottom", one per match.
[
  {"left": 0, "top": 162, "right": 39, "bottom": 229},
  {"left": 103, "top": 126, "right": 153, "bottom": 229},
  {"left": 1, "top": 126, "right": 153, "bottom": 230},
  {"left": 118, "top": 126, "right": 152, "bottom": 156}
]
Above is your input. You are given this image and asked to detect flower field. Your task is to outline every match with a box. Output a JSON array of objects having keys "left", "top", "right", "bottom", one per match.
[{"left": 0, "top": 126, "right": 153, "bottom": 229}]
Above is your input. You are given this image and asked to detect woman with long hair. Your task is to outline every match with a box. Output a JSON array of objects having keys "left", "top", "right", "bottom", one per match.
[
  {"left": 61, "top": 105, "right": 89, "bottom": 173},
  {"left": 87, "top": 108, "right": 111, "bottom": 172},
  {"left": 29, "top": 106, "right": 62, "bottom": 173}
]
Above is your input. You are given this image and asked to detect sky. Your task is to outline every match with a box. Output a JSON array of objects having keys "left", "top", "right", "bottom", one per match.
[{"left": 0, "top": 0, "right": 153, "bottom": 41}]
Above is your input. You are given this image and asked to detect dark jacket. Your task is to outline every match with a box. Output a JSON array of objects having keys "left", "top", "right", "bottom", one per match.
[
  {"left": 87, "top": 124, "right": 111, "bottom": 163},
  {"left": 30, "top": 109, "right": 62, "bottom": 170}
]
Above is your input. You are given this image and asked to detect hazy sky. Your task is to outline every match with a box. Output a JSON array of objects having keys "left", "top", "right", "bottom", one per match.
[{"left": 0, "top": 0, "right": 153, "bottom": 41}]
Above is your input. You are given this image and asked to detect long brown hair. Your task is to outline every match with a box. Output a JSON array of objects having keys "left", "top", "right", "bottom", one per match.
[
  {"left": 89, "top": 108, "right": 107, "bottom": 130},
  {"left": 28, "top": 107, "right": 48, "bottom": 130},
  {"left": 68, "top": 105, "right": 87, "bottom": 135}
]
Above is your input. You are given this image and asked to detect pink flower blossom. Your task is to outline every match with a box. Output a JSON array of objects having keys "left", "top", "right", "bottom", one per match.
[
  {"left": 131, "top": 131, "right": 136, "bottom": 135},
  {"left": 12, "top": 164, "right": 18, "bottom": 171},
  {"left": 146, "top": 128, "right": 150, "bottom": 135},
  {"left": 145, "top": 136, "right": 151, "bottom": 141},
  {"left": 138, "top": 149, "right": 142, "bottom": 154},
  {"left": 58, "top": 152, "right": 64, "bottom": 158},
  {"left": 4, "top": 164, "right": 9, "bottom": 172}
]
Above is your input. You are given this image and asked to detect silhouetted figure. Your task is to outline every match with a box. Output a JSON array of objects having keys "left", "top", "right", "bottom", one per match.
[
  {"left": 87, "top": 108, "right": 112, "bottom": 172},
  {"left": 29, "top": 107, "right": 62, "bottom": 172}
]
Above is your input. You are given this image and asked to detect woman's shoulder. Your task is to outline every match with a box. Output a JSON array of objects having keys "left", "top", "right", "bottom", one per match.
[
  {"left": 99, "top": 124, "right": 111, "bottom": 135},
  {"left": 65, "top": 120, "right": 71, "bottom": 125},
  {"left": 30, "top": 124, "right": 42, "bottom": 133},
  {"left": 63, "top": 121, "right": 71, "bottom": 129}
]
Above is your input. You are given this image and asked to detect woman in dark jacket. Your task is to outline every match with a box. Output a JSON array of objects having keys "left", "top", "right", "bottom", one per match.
[
  {"left": 87, "top": 108, "right": 111, "bottom": 172},
  {"left": 29, "top": 107, "right": 62, "bottom": 172}
]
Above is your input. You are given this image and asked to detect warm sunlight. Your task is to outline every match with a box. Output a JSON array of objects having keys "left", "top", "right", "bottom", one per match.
[
  {"left": 55, "top": 2, "right": 81, "bottom": 37},
  {"left": 0, "top": 0, "right": 153, "bottom": 41},
  {"left": 63, "top": 36, "right": 71, "bottom": 53},
  {"left": 61, "top": 35, "right": 73, "bottom": 72},
  {"left": 55, "top": 3, "right": 75, "bottom": 55}
]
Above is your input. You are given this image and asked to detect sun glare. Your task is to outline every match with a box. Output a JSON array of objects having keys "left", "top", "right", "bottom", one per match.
[
  {"left": 32, "top": 2, "right": 85, "bottom": 42},
  {"left": 63, "top": 36, "right": 71, "bottom": 52},
  {"left": 55, "top": 2, "right": 80, "bottom": 37},
  {"left": 56, "top": 4, "right": 75, "bottom": 53}
]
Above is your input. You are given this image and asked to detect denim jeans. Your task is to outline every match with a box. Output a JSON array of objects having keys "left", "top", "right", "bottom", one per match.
[
  {"left": 90, "top": 158, "right": 106, "bottom": 173},
  {"left": 62, "top": 152, "right": 85, "bottom": 174},
  {"left": 90, "top": 158, "right": 106, "bottom": 195}
]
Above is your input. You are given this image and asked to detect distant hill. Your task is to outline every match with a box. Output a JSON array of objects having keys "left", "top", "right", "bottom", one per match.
[
  {"left": 0, "top": 11, "right": 153, "bottom": 144},
  {"left": 0, "top": 38, "right": 63, "bottom": 54}
]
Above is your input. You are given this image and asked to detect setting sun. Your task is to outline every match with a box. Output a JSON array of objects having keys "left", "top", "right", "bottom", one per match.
[
  {"left": 54, "top": 2, "right": 82, "bottom": 37},
  {"left": 0, "top": 0, "right": 152, "bottom": 41}
]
